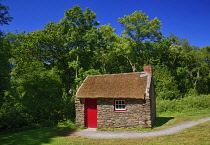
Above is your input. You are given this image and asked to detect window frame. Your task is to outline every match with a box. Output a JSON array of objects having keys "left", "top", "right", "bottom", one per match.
[{"left": 114, "top": 99, "right": 126, "bottom": 111}]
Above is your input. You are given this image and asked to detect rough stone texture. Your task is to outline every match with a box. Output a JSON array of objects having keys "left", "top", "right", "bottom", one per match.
[
  {"left": 75, "top": 97, "right": 156, "bottom": 128},
  {"left": 75, "top": 98, "right": 85, "bottom": 127},
  {"left": 97, "top": 98, "right": 152, "bottom": 128}
]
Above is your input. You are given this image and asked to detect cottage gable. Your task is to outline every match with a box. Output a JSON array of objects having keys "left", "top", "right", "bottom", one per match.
[{"left": 76, "top": 72, "right": 148, "bottom": 99}]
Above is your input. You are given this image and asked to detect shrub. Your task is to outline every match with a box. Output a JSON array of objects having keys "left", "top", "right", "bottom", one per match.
[{"left": 156, "top": 95, "right": 210, "bottom": 115}]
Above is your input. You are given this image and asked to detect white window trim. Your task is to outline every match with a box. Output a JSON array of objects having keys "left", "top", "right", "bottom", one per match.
[{"left": 114, "top": 99, "right": 126, "bottom": 111}]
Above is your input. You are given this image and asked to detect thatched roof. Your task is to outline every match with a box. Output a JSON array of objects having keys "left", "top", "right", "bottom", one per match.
[{"left": 76, "top": 72, "right": 150, "bottom": 99}]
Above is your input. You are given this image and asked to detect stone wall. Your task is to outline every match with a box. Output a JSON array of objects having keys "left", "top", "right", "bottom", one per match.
[
  {"left": 75, "top": 98, "right": 154, "bottom": 128},
  {"left": 75, "top": 98, "right": 85, "bottom": 127},
  {"left": 97, "top": 98, "right": 152, "bottom": 128}
]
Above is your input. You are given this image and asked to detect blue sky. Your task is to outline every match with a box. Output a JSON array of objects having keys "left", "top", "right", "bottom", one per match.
[{"left": 2, "top": 0, "right": 210, "bottom": 48}]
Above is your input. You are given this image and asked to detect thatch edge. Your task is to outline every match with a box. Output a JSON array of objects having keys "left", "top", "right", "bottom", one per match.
[
  {"left": 86, "top": 72, "right": 143, "bottom": 77},
  {"left": 76, "top": 76, "right": 89, "bottom": 97}
]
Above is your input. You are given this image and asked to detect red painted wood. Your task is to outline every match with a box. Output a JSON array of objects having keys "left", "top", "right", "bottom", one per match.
[{"left": 85, "top": 99, "right": 97, "bottom": 128}]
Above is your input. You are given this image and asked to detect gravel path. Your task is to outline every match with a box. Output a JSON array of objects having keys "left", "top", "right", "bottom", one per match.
[{"left": 76, "top": 117, "right": 210, "bottom": 138}]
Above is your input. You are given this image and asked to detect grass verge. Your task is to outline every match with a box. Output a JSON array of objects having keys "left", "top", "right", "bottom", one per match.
[
  {"left": 0, "top": 111, "right": 209, "bottom": 145},
  {"left": 1, "top": 118, "right": 209, "bottom": 145},
  {"left": 0, "top": 95, "right": 210, "bottom": 144}
]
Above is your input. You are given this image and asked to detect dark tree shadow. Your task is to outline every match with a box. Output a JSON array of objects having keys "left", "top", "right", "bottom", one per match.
[
  {"left": 0, "top": 126, "right": 76, "bottom": 145},
  {"left": 153, "top": 117, "right": 174, "bottom": 128}
]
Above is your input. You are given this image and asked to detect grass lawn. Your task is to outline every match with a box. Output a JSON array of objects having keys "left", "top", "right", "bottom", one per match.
[{"left": 0, "top": 111, "right": 210, "bottom": 145}]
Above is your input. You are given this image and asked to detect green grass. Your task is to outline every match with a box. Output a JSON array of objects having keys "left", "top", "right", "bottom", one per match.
[
  {"left": 0, "top": 111, "right": 209, "bottom": 145},
  {"left": 48, "top": 121, "right": 210, "bottom": 145},
  {"left": 1, "top": 95, "right": 210, "bottom": 145},
  {"left": 0, "top": 120, "right": 77, "bottom": 145}
]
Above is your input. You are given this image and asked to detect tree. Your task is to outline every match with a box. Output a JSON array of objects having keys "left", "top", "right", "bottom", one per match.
[
  {"left": 118, "top": 11, "right": 162, "bottom": 71},
  {"left": 0, "top": 1, "right": 13, "bottom": 25},
  {"left": 0, "top": 0, "right": 13, "bottom": 36},
  {"left": 61, "top": 5, "right": 100, "bottom": 88},
  {"left": 94, "top": 24, "right": 127, "bottom": 74},
  {"left": 2, "top": 31, "right": 73, "bottom": 129},
  {"left": 186, "top": 47, "right": 210, "bottom": 94},
  {"left": 1, "top": 4, "right": 210, "bottom": 131},
  {"left": 118, "top": 11, "right": 162, "bottom": 43},
  {"left": 0, "top": 36, "right": 11, "bottom": 107},
  {"left": 0, "top": 5, "right": 103, "bottom": 130},
  {"left": 0, "top": 0, "right": 13, "bottom": 106},
  {"left": 153, "top": 64, "right": 180, "bottom": 100}
]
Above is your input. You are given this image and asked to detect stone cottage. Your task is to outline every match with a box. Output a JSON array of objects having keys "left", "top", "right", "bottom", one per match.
[{"left": 75, "top": 65, "right": 156, "bottom": 128}]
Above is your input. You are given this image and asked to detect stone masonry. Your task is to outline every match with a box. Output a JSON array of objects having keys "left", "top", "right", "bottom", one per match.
[
  {"left": 75, "top": 98, "right": 85, "bottom": 127},
  {"left": 75, "top": 97, "right": 154, "bottom": 128},
  {"left": 97, "top": 98, "right": 152, "bottom": 128}
]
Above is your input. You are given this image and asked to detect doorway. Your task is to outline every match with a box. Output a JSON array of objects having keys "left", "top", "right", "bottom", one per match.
[{"left": 85, "top": 99, "right": 97, "bottom": 128}]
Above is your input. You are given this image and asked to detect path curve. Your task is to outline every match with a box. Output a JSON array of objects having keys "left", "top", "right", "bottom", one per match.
[{"left": 76, "top": 117, "right": 210, "bottom": 138}]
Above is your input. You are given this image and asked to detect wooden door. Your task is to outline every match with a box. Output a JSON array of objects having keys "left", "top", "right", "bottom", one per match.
[{"left": 85, "top": 99, "right": 97, "bottom": 128}]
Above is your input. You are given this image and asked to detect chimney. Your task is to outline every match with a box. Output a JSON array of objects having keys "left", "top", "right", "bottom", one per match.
[{"left": 144, "top": 65, "right": 152, "bottom": 76}]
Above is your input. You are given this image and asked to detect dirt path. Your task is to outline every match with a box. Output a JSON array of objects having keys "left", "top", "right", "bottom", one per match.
[{"left": 76, "top": 117, "right": 210, "bottom": 138}]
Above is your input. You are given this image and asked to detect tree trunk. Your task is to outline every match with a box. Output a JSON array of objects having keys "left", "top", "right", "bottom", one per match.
[
  {"left": 126, "top": 56, "right": 136, "bottom": 72},
  {"left": 76, "top": 47, "right": 79, "bottom": 89},
  {"left": 193, "top": 69, "right": 200, "bottom": 89}
]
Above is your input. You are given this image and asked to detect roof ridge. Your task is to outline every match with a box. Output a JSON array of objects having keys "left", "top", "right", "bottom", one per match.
[{"left": 88, "top": 72, "right": 143, "bottom": 77}]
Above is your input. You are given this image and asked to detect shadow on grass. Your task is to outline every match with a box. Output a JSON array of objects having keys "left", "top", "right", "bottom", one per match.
[
  {"left": 0, "top": 126, "right": 76, "bottom": 145},
  {"left": 153, "top": 117, "right": 174, "bottom": 128}
]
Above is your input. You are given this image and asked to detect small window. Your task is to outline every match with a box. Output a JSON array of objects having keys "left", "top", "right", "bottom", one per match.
[{"left": 115, "top": 99, "right": 126, "bottom": 111}]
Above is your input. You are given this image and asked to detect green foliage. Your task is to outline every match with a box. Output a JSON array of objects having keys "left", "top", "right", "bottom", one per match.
[
  {"left": 0, "top": 0, "right": 13, "bottom": 36},
  {"left": 0, "top": 37, "right": 11, "bottom": 107},
  {"left": 118, "top": 10, "right": 162, "bottom": 43},
  {"left": 153, "top": 65, "right": 180, "bottom": 100},
  {"left": 0, "top": 1, "right": 13, "bottom": 25},
  {"left": 1, "top": 5, "right": 210, "bottom": 133},
  {"left": 156, "top": 95, "right": 210, "bottom": 115},
  {"left": 0, "top": 0, "right": 13, "bottom": 107},
  {"left": 0, "top": 5, "right": 100, "bottom": 132},
  {"left": 118, "top": 10, "right": 163, "bottom": 72},
  {"left": 0, "top": 66, "right": 74, "bottom": 130}
]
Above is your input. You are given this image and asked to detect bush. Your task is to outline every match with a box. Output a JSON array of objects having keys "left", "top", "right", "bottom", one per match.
[
  {"left": 156, "top": 95, "right": 210, "bottom": 115},
  {"left": 0, "top": 68, "right": 75, "bottom": 132}
]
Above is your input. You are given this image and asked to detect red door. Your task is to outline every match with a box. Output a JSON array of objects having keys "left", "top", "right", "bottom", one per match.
[{"left": 85, "top": 99, "right": 97, "bottom": 128}]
